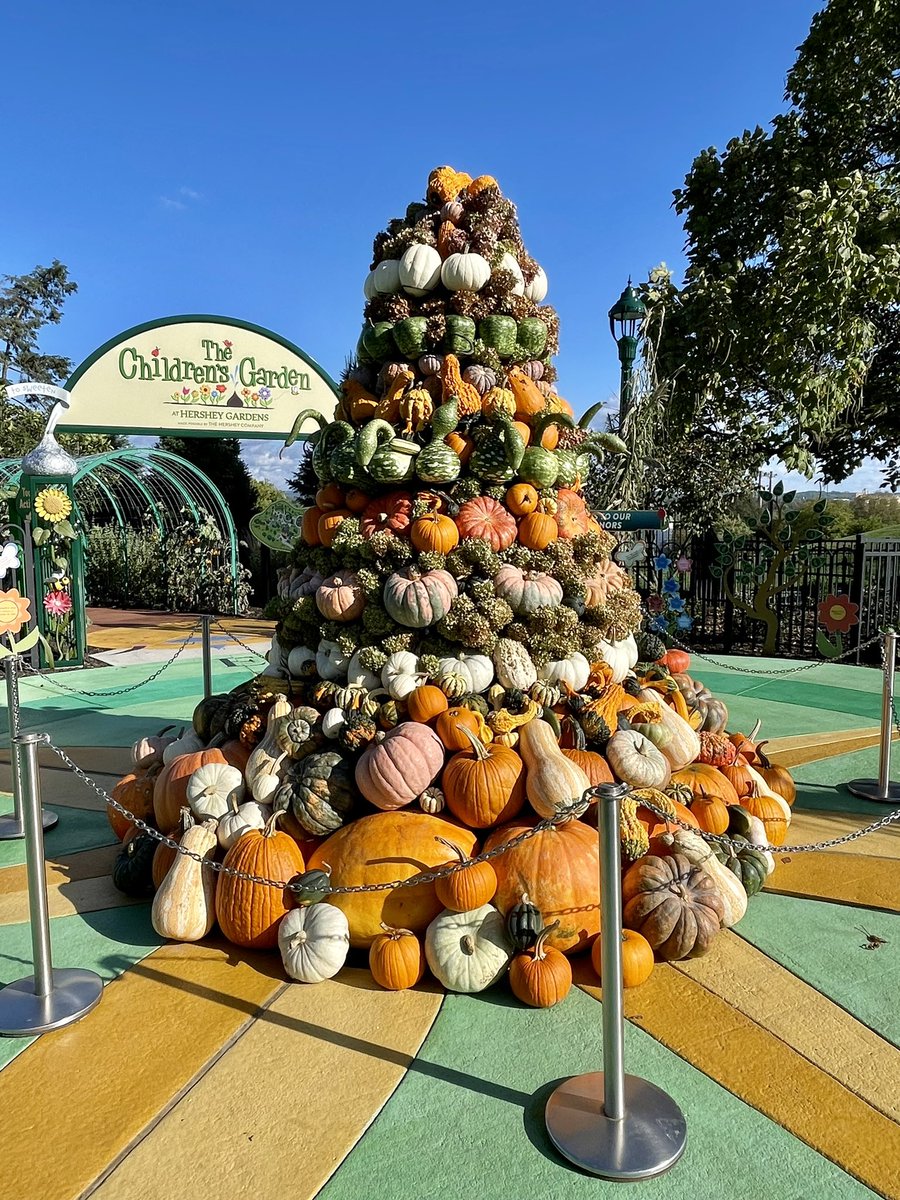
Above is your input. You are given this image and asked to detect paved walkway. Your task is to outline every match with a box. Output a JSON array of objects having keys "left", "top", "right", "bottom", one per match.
[{"left": 0, "top": 650, "right": 898, "bottom": 1200}]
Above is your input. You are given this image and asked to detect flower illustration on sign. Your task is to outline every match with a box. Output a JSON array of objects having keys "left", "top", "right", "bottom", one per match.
[
  {"left": 0, "top": 589, "right": 31, "bottom": 635},
  {"left": 816, "top": 593, "right": 859, "bottom": 659},
  {"left": 34, "top": 487, "right": 72, "bottom": 524},
  {"left": 0, "top": 542, "right": 20, "bottom": 581}
]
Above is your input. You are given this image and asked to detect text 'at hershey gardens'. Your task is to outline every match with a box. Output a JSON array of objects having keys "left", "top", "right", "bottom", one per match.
[{"left": 56, "top": 315, "right": 340, "bottom": 440}]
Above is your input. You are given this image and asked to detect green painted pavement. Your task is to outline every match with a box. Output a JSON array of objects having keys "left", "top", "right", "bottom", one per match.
[
  {"left": 0, "top": 903, "right": 161, "bottom": 1069},
  {"left": 0, "top": 804, "right": 115, "bottom": 868},
  {"left": 317, "top": 985, "right": 879, "bottom": 1200},
  {"left": 737, "top": 894, "right": 900, "bottom": 1049},
  {"left": 791, "top": 743, "right": 899, "bottom": 813}
]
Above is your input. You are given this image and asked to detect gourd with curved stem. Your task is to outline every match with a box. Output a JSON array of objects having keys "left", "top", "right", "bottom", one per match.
[
  {"left": 281, "top": 408, "right": 327, "bottom": 460},
  {"left": 416, "top": 400, "right": 462, "bottom": 483}
]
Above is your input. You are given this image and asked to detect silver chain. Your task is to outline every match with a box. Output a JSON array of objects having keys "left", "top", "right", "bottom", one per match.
[
  {"left": 210, "top": 618, "right": 268, "bottom": 661},
  {"left": 19, "top": 620, "right": 203, "bottom": 698}
]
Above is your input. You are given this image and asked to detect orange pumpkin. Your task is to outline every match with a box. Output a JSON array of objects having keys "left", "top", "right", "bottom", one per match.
[
  {"left": 435, "top": 706, "right": 488, "bottom": 752},
  {"left": 433, "top": 836, "right": 498, "bottom": 911},
  {"left": 308, "top": 811, "right": 477, "bottom": 947},
  {"left": 755, "top": 742, "right": 796, "bottom": 806},
  {"left": 661, "top": 649, "right": 690, "bottom": 674},
  {"left": 215, "top": 813, "right": 305, "bottom": 949},
  {"left": 591, "top": 928, "right": 654, "bottom": 989},
  {"left": 728, "top": 719, "right": 762, "bottom": 764},
  {"left": 517, "top": 511, "right": 557, "bottom": 550},
  {"left": 506, "top": 483, "right": 539, "bottom": 516},
  {"left": 318, "top": 508, "right": 351, "bottom": 547},
  {"left": 742, "top": 785, "right": 789, "bottom": 846},
  {"left": 485, "top": 818, "right": 600, "bottom": 953},
  {"left": 719, "top": 761, "right": 755, "bottom": 798},
  {"left": 561, "top": 720, "right": 614, "bottom": 787},
  {"left": 670, "top": 763, "right": 739, "bottom": 807},
  {"left": 151, "top": 808, "right": 194, "bottom": 889},
  {"left": 109, "top": 770, "right": 156, "bottom": 840},
  {"left": 315, "top": 483, "right": 345, "bottom": 511},
  {"left": 689, "top": 793, "right": 730, "bottom": 835},
  {"left": 538, "top": 422, "right": 559, "bottom": 450},
  {"left": 345, "top": 488, "right": 371, "bottom": 514},
  {"left": 406, "top": 684, "right": 450, "bottom": 724},
  {"left": 410, "top": 511, "right": 459, "bottom": 554},
  {"left": 555, "top": 490, "right": 590, "bottom": 539},
  {"left": 456, "top": 495, "right": 517, "bottom": 551},
  {"left": 369, "top": 926, "right": 426, "bottom": 990},
  {"left": 153, "top": 749, "right": 227, "bottom": 831},
  {"left": 442, "top": 729, "right": 526, "bottom": 829},
  {"left": 301, "top": 506, "right": 323, "bottom": 546},
  {"left": 509, "top": 923, "right": 572, "bottom": 1007},
  {"left": 635, "top": 792, "right": 699, "bottom": 840}
]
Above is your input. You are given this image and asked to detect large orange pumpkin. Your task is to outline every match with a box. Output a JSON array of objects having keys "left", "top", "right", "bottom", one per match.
[
  {"left": 442, "top": 730, "right": 526, "bottom": 829},
  {"left": 215, "top": 814, "right": 305, "bottom": 949},
  {"left": 109, "top": 770, "right": 156, "bottom": 840},
  {"left": 484, "top": 819, "right": 600, "bottom": 953},
  {"left": 153, "top": 749, "right": 227, "bottom": 830},
  {"left": 308, "top": 811, "right": 477, "bottom": 947}
]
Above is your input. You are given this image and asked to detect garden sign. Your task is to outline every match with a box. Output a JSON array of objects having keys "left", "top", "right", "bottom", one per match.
[{"left": 57, "top": 315, "right": 340, "bottom": 440}]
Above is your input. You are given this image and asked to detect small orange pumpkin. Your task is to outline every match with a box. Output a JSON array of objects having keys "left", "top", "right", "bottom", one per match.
[
  {"left": 670, "top": 763, "right": 739, "bottom": 807},
  {"left": 445, "top": 431, "right": 473, "bottom": 464},
  {"left": 742, "top": 785, "right": 789, "bottom": 846},
  {"left": 509, "top": 921, "right": 572, "bottom": 1008},
  {"left": 109, "top": 770, "right": 156, "bottom": 840},
  {"left": 433, "top": 837, "right": 498, "bottom": 911},
  {"left": 318, "top": 508, "right": 351, "bottom": 547},
  {"left": 410, "top": 511, "right": 459, "bottom": 554},
  {"left": 435, "top": 705, "right": 489, "bottom": 752},
  {"left": 517, "top": 510, "right": 557, "bottom": 550},
  {"left": 506, "top": 483, "right": 539, "bottom": 516},
  {"left": 315, "top": 483, "right": 345, "bottom": 511},
  {"left": 406, "top": 684, "right": 450, "bottom": 724},
  {"left": 301, "top": 506, "right": 323, "bottom": 546},
  {"left": 369, "top": 925, "right": 426, "bottom": 990},
  {"left": 591, "top": 928, "right": 655, "bottom": 989},
  {"left": 755, "top": 742, "right": 796, "bottom": 806},
  {"left": 345, "top": 488, "right": 371, "bottom": 514}
]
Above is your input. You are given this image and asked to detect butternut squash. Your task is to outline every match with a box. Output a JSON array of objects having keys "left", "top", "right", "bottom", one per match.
[{"left": 518, "top": 719, "right": 591, "bottom": 818}]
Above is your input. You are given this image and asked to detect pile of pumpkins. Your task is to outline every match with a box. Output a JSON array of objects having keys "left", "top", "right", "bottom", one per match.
[
  {"left": 107, "top": 166, "right": 796, "bottom": 1006},
  {"left": 108, "top": 648, "right": 795, "bottom": 1006}
]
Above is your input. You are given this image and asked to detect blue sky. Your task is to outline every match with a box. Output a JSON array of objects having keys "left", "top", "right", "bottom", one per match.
[{"left": 8, "top": 0, "right": 877, "bottom": 491}]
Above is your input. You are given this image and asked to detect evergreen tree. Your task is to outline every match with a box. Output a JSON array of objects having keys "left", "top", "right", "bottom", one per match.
[{"left": 157, "top": 436, "right": 256, "bottom": 534}]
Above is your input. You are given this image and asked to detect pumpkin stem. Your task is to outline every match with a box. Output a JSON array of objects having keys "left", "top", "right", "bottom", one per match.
[
  {"left": 532, "top": 920, "right": 560, "bottom": 961},
  {"left": 755, "top": 740, "right": 773, "bottom": 769},
  {"left": 263, "top": 811, "right": 282, "bottom": 837},
  {"left": 461, "top": 934, "right": 476, "bottom": 955},
  {"left": 749, "top": 718, "right": 762, "bottom": 742},
  {"left": 156, "top": 724, "right": 177, "bottom": 737},
  {"left": 379, "top": 923, "right": 415, "bottom": 938},
  {"left": 457, "top": 723, "right": 490, "bottom": 760},
  {"left": 435, "top": 836, "right": 468, "bottom": 865}
]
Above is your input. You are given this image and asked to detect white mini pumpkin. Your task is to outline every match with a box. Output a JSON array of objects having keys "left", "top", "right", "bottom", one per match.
[
  {"left": 441, "top": 251, "right": 491, "bottom": 293},
  {"left": 381, "top": 650, "right": 424, "bottom": 701},
  {"left": 317, "top": 639, "right": 349, "bottom": 682},
  {"left": 217, "top": 800, "right": 270, "bottom": 850},
  {"left": 605, "top": 729, "right": 669, "bottom": 790},
  {"left": 279, "top": 903, "right": 351, "bottom": 983},
  {"left": 373, "top": 258, "right": 402, "bottom": 294},
  {"left": 597, "top": 633, "right": 639, "bottom": 683},
  {"left": 436, "top": 652, "right": 493, "bottom": 694},
  {"left": 363, "top": 269, "right": 379, "bottom": 300},
  {"left": 321, "top": 708, "right": 347, "bottom": 740},
  {"left": 347, "top": 648, "right": 381, "bottom": 693},
  {"left": 425, "top": 905, "right": 512, "bottom": 993},
  {"left": 524, "top": 266, "right": 548, "bottom": 303},
  {"left": 162, "top": 728, "right": 205, "bottom": 765},
  {"left": 538, "top": 652, "right": 591, "bottom": 693},
  {"left": 399, "top": 243, "right": 442, "bottom": 296},
  {"left": 287, "top": 645, "right": 316, "bottom": 677},
  {"left": 186, "top": 762, "right": 245, "bottom": 821}
]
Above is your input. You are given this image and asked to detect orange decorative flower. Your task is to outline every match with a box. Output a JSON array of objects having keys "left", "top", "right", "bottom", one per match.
[
  {"left": 0, "top": 589, "right": 32, "bottom": 635},
  {"left": 817, "top": 594, "right": 859, "bottom": 634}
]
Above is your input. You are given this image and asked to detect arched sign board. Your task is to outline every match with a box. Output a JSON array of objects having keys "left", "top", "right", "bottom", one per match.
[{"left": 58, "top": 315, "right": 339, "bottom": 440}]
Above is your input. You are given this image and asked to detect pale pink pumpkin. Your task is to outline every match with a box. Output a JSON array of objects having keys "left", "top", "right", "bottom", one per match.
[
  {"left": 383, "top": 568, "right": 458, "bottom": 629},
  {"left": 584, "top": 559, "right": 628, "bottom": 608},
  {"left": 315, "top": 572, "right": 366, "bottom": 622},
  {"left": 355, "top": 723, "right": 446, "bottom": 810}
]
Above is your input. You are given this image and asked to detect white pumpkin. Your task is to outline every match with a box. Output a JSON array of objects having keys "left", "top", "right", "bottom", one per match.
[
  {"left": 498, "top": 251, "right": 525, "bottom": 296},
  {"left": 605, "top": 729, "right": 669, "bottom": 789},
  {"left": 373, "top": 258, "right": 402, "bottom": 294},
  {"left": 162, "top": 728, "right": 205, "bottom": 765},
  {"left": 524, "top": 266, "right": 548, "bottom": 303},
  {"left": 399, "top": 243, "right": 442, "bottom": 296},
  {"left": 347, "top": 648, "right": 381, "bottom": 692},
  {"left": 287, "top": 645, "right": 316, "bottom": 677},
  {"left": 279, "top": 903, "right": 350, "bottom": 983},
  {"left": 317, "top": 639, "right": 349, "bottom": 682},
  {"left": 493, "top": 639, "right": 537, "bottom": 690},
  {"left": 436, "top": 652, "right": 494, "bottom": 694},
  {"left": 381, "top": 650, "right": 424, "bottom": 701},
  {"left": 217, "top": 800, "right": 269, "bottom": 850},
  {"left": 267, "top": 637, "right": 288, "bottom": 674},
  {"left": 538, "top": 652, "right": 591, "bottom": 692},
  {"left": 363, "top": 269, "right": 379, "bottom": 300},
  {"left": 321, "top": 708, "right": 347, "bottom": 739},
  {"left": 425, "top": 905, "right": 512, "bottom": 993},
  {"left": 441, "top": 251, "right": 491, "bottom": 293},
  {"left": 186, "top": 762, "right": 245, "bottom": 821},
  {"left": 597, "top": 633, "right": 639, "bottom": 683}
]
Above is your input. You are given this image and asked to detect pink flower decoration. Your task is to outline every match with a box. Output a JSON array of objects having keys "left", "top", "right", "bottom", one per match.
[
  {"left": 676, "top": 556, "right": 692, "bottom": 573},
  {"left": 44, "top": 591, "right": 73, "bottom": 618}
]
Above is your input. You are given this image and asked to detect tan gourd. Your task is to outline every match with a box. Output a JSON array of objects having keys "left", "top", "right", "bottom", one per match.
[
  {"left": 518, "top": 720, "right": 591, "bottom": 818},
  {"left": 244, "top": 697, "right": 293, "bottom": 801},
  {"left": 151, "top": 819, "right": 218, "bottom": 941}
]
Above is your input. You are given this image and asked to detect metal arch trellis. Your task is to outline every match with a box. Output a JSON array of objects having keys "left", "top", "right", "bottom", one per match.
[{"left": 0, "top": 447, "right": 241, "bottom": 613}]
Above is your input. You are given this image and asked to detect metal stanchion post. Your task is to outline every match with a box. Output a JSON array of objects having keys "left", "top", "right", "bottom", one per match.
[
  {"left": 0, "top": 733, "right": 103, "bottom": 1036},
  {"left": 849, "top": 630, "right": 900, "bottom": 803},
  {"left": 201, "top": 615, "right": 213, "bottom": 700},
  {"left": 544, "top": 782, "right": 687, "bottom": 1180},
  {"left": 0, "top": 656, "right": 57, "bottom": 840}
]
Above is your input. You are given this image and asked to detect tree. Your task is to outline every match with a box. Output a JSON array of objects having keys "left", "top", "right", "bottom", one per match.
[
  {"left": 157, "top": 436, "right": 256, "bottom": 534},
  {"left": 0, "top": 260, "right": 124, "bottom": 460},
  {"left": 658, "top": 0, "right": 900, "bottom": 487},
  {"left": 250, "top": 477, "right": 287, "bottom": 514}
]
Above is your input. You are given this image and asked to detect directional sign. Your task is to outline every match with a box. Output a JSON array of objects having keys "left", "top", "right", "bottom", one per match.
[
  {"left": 598, "top": 509, "right": 668, "bottom": 532},
  {"left": 4, "top": 382, "right": 70, "bottom": 404}
]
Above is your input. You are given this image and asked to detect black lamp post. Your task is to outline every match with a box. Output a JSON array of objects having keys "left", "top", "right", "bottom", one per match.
[{"left": 608, "top": 279, "right": 646, "bottom": 431}]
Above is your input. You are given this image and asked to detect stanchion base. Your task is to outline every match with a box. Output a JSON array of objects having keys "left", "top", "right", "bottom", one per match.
[
  {"left": 545, "top": 1072, "right": 686, "bottom": 1180},
  {"left": 0, "top": 968, "right": 103, "bottom": 1036},
  {"left": 0, "top": 809, "right": 58, "bottom": 840},
  {"left": 847, "top": 779, "right": 900, "bottom": 804}
]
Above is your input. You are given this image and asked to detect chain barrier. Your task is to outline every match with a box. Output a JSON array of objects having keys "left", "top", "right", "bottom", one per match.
[
  {"left": 44, "top": 736, "right": 900, "bottom": 893},
  {"left": 19, "top": 619, "right": 204, "bottom": 699},
  {"left": 210, "top": 618, "right": 269, "bottom": 662}
]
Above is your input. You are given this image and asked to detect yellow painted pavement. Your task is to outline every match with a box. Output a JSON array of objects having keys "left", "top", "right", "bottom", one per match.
[
  {"left": 764, "top": 849, "right": 900, "bottom": 912},
  {"left": 765, "top": 726, "right": 896, "bottom": 768}
]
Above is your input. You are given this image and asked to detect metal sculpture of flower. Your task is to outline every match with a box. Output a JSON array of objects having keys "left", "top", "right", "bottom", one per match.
[
  {"left": 0, "top": 589, "right": 31, "bottom": 635},
  {"left": 34, "top": 487, "right": 72, "bottom": 524},
  {"left": 817, "top": 594, "right": 859, "bottom": 634},
  {"left": 676, "top": 613, "right": 693, "bottom": 631},
  {"left": 662, "top": 578, "right": 680, "bottom": 595},
  {"left": 653, "top": 553, "right": 672, "bottom": 572},
  {"left": 647, "top": 594, "right": 665, "bottom": 614},
  {"left": 44, "top": 590, "right": 73, "bottom": 618}
]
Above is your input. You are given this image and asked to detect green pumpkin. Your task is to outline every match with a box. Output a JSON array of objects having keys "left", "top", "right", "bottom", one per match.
[
  {"left": 507, "top": 893, "right": 543, "bottom": 951},
  {"left": 393, "top": 316, "right": 429, "bottom": 358},
  {"left": 290, "top": 867, "right": 333, "bottom": 905},
  {"left": 478, "top": 314, "right": 517, "bottom": 357},
  {"left": 444, "top": 315, "right": 477, "bottom": 356},
  {"left": 192, "top": 694, "right": 229, "bottom": 740},
  {"left": 515, "top": 317, "right": 548, "bottom": 357},
  {"left": 276, "top": 706, "right": 323, "bottom": 759},
  {"left": 713, "top": 836, "right": 769, "bottom": 898},
  {"left": 518, "top": 445, "right": 559, "bottom": 488},
  {"left": 360, "top": 321, "right": 396, "bottom": 363},
  {"left": 278, "top": 750, "right": 356, "bottom": 837},
  {"left": 726, "top": 805, "right": 753, "bottom": 838},
  {"left": 112, "top": 832, "right": 157, "bottom": 897},
  {"left": 553, "top": 449, "right": 580, "bottom": 488}
]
